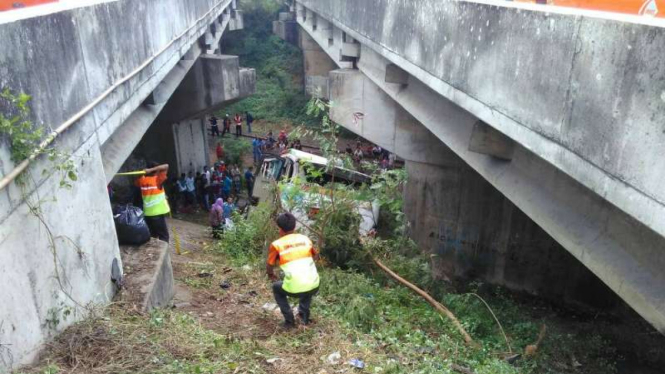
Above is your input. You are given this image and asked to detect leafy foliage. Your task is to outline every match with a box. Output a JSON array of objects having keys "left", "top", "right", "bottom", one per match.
[
  {"left": 0, "top": 88, "right": 78, "bottom": 188},
  {"left": 0, "top": 88, "right": 42, "bottom": 163},
  {"left": 218, "top": 0, "right": 317, "bottom": 126},
  {"left": 213, "top": 202, "right": 278, "bottom": 265},
  {"left": 219, "top": 137, "right": 252, "bottom": 166}
]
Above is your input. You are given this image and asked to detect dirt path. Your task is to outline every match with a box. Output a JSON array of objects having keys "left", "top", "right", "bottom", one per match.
[{"left": 165, "top": 218, "right": 367, "bottom": 374}]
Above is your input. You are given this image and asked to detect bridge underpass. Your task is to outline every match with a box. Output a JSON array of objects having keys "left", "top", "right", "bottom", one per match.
[
  {"left": 274, "top": 0, "right": 665, "bottom": 333},
  {"left": 0, "top": 0, "right": 253, "bottom": 368}
]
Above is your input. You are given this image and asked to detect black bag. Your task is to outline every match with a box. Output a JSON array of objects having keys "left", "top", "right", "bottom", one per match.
[{"left": 113, "top": 204, "right": 151, "bottom": 245}]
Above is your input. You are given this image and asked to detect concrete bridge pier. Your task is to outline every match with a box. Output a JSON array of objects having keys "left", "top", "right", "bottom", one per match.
[
  {"left": 133, "top": 54, "right": 255, "bottom": 176},
  {"left": 299, "top": 27, "right": 336, "bottom": 99}
]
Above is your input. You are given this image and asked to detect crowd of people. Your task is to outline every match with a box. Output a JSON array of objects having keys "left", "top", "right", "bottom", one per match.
[
  {"left": 166, "top": 160, "right": 255, "bottom": 236},
  {"left": 208, "top": 112, "right": 254, "bottom": 138},
  {"left": 347, "top": 140, "right": 396, "bottom": 170},
  {"left": 172, "top": 113, "right": 397, "bottom": 238}
]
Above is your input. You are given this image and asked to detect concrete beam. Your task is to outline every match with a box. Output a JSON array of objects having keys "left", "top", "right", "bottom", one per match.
[
  {"left": 279, "top": 12, "right": 295, "bottom": 21},
  {"left": 468, "top": 121, "right": 516, "bottom": 161},
  {"left": 385, "top": 63, "right": 409, "bottom": 85},
  {"left": 229, "top": 9, "right": 244, "bottom": 31},
  {"left": 172, "top": 118, "right": 210, "bottom": 176},
  {"left": 273, "top": 20, "right": 299, "bottom": 45},
  {"left": 102, "top": 60, "right": 196, "bottom": 181},
  {"left": 341, "top": 42, "right": 360, "bottom": 58},
  {"left": 299, "top": 29, "right": 337, "bottom": 99},
  {"left": 158, "top": 55, "right": 256, "bottom": 124},
  {"left": 295, "top": 10, "right": 353, "bottom": 69}
]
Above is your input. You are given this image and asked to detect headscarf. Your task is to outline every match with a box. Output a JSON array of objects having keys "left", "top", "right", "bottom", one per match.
[{"left": 213, "top": 198, "right": 224, "bottom": 212}]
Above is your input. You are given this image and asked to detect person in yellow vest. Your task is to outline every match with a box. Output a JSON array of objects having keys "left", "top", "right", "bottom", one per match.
[
  {"left": 135, "top": 162, "right": 171, "bottom": 242},
  {"left": 266, "top": 212, "right": 320, "bottom": 328}
]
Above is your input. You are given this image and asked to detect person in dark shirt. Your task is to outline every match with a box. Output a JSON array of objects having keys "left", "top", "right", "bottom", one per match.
[
  {"left": 195, "top": 171, "right": 206, "bottom": 210},
  {"left": 209, "top": 116, "right": 219, "bottom": 137},
  {"left": 246, "top": 111, "right": 254, "bottom": 134},
  {"left": 222, "top": 114, "right": 231, "bottom": 137},
  {"left": 245, "top": 166, "right": 255, "bottom": 198}
]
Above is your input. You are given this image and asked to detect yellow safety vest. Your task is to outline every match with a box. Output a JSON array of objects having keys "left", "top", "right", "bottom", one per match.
[
  {"left": 136, "top": 174, "right": 170, "bottom": 217},
  {"left": 270, "top": 234, "right": 319, "bottom": 293}
]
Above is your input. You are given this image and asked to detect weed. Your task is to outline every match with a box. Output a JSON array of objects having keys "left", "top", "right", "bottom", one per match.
[
  {"left": 219, "top": 137, "right": 251, "bottom": 166},
  {"left": 218, "top": 1, "right": 317, "bottom": 127},
  {"left": 213, "top": 202, "right": 277, "bottom": 265}
]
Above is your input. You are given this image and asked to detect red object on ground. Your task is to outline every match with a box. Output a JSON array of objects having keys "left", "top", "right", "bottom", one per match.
[{"left": 0, "top": 0, "right": 58, "bottom": 11}]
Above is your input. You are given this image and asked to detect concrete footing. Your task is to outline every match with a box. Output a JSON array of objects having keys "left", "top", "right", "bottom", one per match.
[{"left": 120, "top": 239, "right": 175, "bottom": 312}]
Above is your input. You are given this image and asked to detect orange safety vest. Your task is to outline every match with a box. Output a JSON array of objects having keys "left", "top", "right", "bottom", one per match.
[
  {"left": 269, "top": 233, "right": 320, "bottom": 293},
  {"left": 135, "top": 172, "right": 170, "bottom": 217}
]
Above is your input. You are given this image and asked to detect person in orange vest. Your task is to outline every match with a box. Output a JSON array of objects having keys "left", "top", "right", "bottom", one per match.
[
  {"left": 266, "top": 212, "right": 320, "bottom": 328},
  {"left": 135, "top": 162, "right": 171, "bottom": 242}
]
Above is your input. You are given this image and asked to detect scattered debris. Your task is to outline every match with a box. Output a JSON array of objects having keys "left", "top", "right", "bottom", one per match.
[
  {"left": 347, "top": 358, "right": 365, "bottom": 369},
  {"left": 247, "top": 290, "right": 258, "bottom": 297},
  {"left": 451, "top": 363, "right": 477, "bottom": 374},
  {"left": 197, "top": 271, "right": 213, "bottom": 278},
  {"left": 326, "top": 351, "right": 342, "bottom": 365},
  {"left": 503, "top": 353, "right": 522, "bottom": 364},
  {"left": 266, "top": 357, "right": 282, "bottom": 364},
  {"left": 220, "top": 280, "right": 231, "bottom": 289},
  {"left": 241, "top": 264, "right": 252, "bottom": 271},
  {"left": 262, "top": 303, "right": 279, "bottom": 312}
]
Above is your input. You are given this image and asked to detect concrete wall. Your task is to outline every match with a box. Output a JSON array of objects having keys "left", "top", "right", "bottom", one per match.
[
  {"left": 0, "top": 137, "right": 119, "bottom": 369},
  {"left": 0, "top": 0, "right": 237, "bottom": 368}
]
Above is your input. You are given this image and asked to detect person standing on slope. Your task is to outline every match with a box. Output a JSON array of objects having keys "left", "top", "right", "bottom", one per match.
[
  {"left": 266, "top": 213, "right": 320, "bottom": 329},
  {"left": 135, "top": 162, "right": 171, "bottom": 242}
]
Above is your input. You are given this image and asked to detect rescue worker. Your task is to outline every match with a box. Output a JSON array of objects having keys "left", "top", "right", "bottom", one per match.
[
  {"left": 266, "top": 213, "right": 320, "bottom": 328},
  {"left": 135, "top": 162, "right": 170, "bottom": 242}
]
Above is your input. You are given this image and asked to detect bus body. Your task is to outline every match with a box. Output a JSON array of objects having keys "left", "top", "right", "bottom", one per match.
[{"left": 258, "top": 149, "right": 379, "bottom": 234}]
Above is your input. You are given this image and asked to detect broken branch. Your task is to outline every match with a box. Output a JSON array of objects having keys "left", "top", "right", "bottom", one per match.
[{"left": 372, "top": 257, "right": 474, "bottom": 345}]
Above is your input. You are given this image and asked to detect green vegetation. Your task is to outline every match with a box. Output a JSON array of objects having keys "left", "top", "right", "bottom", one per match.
[
  {"left": 218, "top": 137, "right": 252, "bottom": 166},
  {"left": 213, "top": 202, "right": 278, "bottom": 266},
  {"left": 0, "top": 88, "right": 77, "bottom": 188},
  {"left": 218, "top": 0, "right": 317, "bottom": 126}
]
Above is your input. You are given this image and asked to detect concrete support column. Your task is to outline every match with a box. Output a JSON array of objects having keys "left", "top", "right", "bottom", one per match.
[
  {"left": 135, "top": 117, "right": 209, "bottom": 178},
  {"left": 299, "top": 29, "right": 336, "bottom": 98},
  {"left": 172, "top": 117, "right": 210, "bottom": 176},
  {"left": 329, "top": 69, "right": 451, "bottom": 166},
  {"left": 403, "top": 159, "right": 617, "bottom": 307}
]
